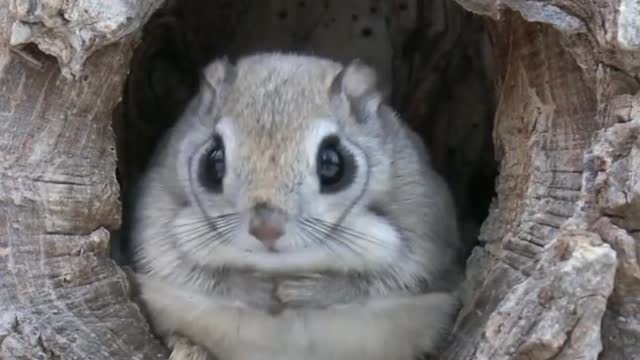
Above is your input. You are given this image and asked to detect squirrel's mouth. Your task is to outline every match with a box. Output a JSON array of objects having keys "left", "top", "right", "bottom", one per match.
[{"left": 243, "top": 246, "right": 280, "bottom": 254}]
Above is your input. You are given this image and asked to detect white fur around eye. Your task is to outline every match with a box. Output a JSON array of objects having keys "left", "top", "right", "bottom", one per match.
[
  {"left": 302, "top": 118, "right": 369, "bottom": 218},
  {"left": 304, "top": 119, "right": 338, "bottom": 165},
  {"left": 215, "top": 116, "right": 236, "bottom": 158},
  {"left": 304, "top": 118, "right": 367, "bottom": 181}
]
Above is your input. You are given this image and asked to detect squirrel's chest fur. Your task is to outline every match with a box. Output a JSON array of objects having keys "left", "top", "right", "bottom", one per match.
[
  {"left": 138, "top": 273, "right": 456, "bottom": 360},
  {"left": 181, "top": 270, "right": 376, "bottom": 313}
]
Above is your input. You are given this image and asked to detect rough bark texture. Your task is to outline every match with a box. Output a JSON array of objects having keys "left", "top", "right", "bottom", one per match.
[
  {"left": 440, "top": 3, "right": 640, "bottom": 360},
  {"left": 0, "top": 1, "right": 168, "bottom": 359},
  {"left": 9, "top": 0, "right": 164, "bottom": 78},
  {"left": 1, "top": 0, "right": 640, "bottom": 360}
]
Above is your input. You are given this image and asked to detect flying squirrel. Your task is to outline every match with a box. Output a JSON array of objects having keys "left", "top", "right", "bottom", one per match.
[{"left": 131, "top": 52, "right": 464, "bottom": 360}]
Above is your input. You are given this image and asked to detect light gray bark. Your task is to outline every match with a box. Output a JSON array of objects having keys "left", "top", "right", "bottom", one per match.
[
  {"left": 441, "top": 4, "right": 640, "bottom": 359},
  {"left": 0, "top": 1, "right": 167, "bottom": 359}
]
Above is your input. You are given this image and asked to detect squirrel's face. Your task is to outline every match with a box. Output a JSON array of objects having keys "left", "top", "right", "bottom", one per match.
[{"left": 157, "top": 54, "right": 407, "bottom": 274}]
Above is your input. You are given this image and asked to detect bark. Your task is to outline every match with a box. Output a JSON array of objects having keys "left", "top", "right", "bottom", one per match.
[
  {"left": 440, "top": 3, "right": 640, "bottom": 360},
  {"left": 1, "top": 1, "right": 639, "bottom": 360},
  {"left": 0, "top": 1, "right": 167, "bottom": 359}
]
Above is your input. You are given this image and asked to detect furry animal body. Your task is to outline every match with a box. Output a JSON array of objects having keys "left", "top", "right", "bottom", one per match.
[{"left": 131, "top": 52, "right": 463, "bottom": 360}]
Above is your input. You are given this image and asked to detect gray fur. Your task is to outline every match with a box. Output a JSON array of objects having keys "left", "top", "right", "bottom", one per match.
[{"left": 131, "top": 52, "right": 463, "bottom": 360}]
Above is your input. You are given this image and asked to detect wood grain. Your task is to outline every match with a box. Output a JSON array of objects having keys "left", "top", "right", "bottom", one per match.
[
  {"left": 0, "top": 4, "right": 167, "bottom": 359},
  {"left": 440, "top": 9, "right": 640, "bottom": 360}
]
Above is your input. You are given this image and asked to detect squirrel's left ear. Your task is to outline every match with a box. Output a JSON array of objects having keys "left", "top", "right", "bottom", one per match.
[{"left": 329, "top": 59, "right": 383, "bottom": 123}]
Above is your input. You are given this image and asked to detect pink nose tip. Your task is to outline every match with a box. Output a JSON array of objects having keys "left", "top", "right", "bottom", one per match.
[
  {"left": 248, "top": 203, "right": 286, "bottom": 247},
  {"left": 249, "top": 223, "right": 284, "bottom": 245}
]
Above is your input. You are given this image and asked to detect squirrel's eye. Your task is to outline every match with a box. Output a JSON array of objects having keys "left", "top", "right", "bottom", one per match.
[
  {"left": 316, "top": 136, "right": 354, "bottom": 193},
  {"left": 199, "top": 134, "right": 225, "bottom": 192}
]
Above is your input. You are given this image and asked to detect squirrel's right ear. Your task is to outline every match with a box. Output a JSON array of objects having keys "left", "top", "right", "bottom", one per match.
[
  {"left": 185, "top": 57, "right": 236, "bottom": 127},
  {"left": 202, "top": 57, "right": 236, "bottom": 93}
]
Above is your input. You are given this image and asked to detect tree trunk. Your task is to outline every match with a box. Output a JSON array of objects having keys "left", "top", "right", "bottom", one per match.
[
  {"left": 1, "top": 1, "right": 639, "bottom": 360},
  {"left": 441, "top": 1, "right": 640, "bottom": 358},
  {"left": 0, "top": 1, "right": 168, "bottom": 358}
]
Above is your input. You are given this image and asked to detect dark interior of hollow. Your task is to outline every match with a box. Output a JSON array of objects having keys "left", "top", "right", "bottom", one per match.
[{"left": 110, "top": 0, "right": 498, "bottom": 267}]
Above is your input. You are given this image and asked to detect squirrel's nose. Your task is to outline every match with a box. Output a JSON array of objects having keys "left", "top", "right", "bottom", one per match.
[{"left": 248, "top": 203, "right": 287, "bottom": 248}]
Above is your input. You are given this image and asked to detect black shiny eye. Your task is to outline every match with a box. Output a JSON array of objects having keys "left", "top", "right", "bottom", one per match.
[
  {"left": 316, "top": 136, "right": 355, "bottom": 193},
  {"left": 199, "top": 134, "right": 225, "bottom": 192}
]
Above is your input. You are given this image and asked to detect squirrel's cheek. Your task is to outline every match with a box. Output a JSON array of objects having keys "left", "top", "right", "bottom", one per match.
[{"left": 344, "top": 214, "right": 402, "bottom": 264}]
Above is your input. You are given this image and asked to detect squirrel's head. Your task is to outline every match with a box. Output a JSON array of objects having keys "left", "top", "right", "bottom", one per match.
[{"left": 144, "top": 53, "right": 414, "bottom": 274}]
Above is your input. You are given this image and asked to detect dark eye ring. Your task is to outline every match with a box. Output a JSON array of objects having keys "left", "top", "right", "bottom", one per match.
[
  {"left": 316, "top": 136, "right": 355, "bottom": 193},
  {"left": 199, "top": 134, "right": 226, "bottom": 192}
]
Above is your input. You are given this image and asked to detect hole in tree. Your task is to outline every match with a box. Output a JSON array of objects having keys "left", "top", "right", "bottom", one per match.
[{"left": 111, "top": 0, "right": 497, "bottom": 294}]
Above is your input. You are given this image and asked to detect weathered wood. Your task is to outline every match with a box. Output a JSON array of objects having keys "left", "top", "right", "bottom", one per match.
[
  {"left": 438, "top": 4, "right": 640, "bottom": 359},
  {"left": 589, "top": 94, "right": 640, "bottom": 359},
  {"left": 9, "top": 0, "right": 164, "bottom": 79},
  {"left": 0, "top": 1, "right": 167, "bottom": 359}
]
